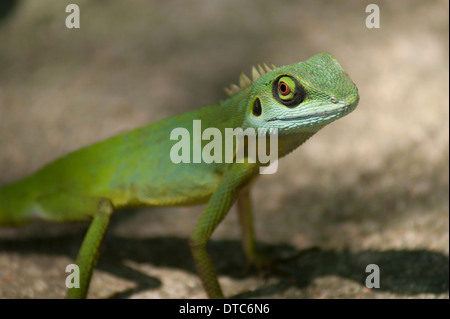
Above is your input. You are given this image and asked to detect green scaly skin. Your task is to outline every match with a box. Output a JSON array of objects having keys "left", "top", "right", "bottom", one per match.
[{"left": 0, "top": 53, "right": 359, "bottom": 298}]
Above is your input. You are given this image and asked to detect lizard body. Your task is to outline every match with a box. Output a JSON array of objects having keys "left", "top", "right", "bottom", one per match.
[{"left": 0, "top": 53, "right": 359, "bottom": 298}]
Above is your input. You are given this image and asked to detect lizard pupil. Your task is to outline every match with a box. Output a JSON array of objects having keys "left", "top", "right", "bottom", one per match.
[
  {"left": 279, "top": 82, "right": 290, "bottom": 95},
  {"left": 252, "top": 98, "right": 262, "bottom": 116}
]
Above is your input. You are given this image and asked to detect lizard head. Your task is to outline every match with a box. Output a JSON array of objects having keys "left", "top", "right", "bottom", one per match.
[{"left": 242, "top": 52, "right": 359, "bottom": 134}]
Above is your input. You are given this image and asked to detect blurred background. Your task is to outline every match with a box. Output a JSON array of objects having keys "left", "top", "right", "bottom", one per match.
[{"left": 0, "top": 0, "right": 448, "bottom": 298}]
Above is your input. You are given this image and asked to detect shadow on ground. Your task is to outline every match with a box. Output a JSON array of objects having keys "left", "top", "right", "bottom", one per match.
[{"left": 0, "top": 231, "right": 447, "bottom": 298}]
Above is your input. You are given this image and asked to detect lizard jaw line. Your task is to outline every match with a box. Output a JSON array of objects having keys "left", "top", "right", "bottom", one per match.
[{"left": 267, "top": 104, "right": 353, "bottom": 122}]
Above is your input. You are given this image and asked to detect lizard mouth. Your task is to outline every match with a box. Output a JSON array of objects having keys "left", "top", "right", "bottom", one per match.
[{"left": 267, "top": 103, "right": 355, "bottom": 122}]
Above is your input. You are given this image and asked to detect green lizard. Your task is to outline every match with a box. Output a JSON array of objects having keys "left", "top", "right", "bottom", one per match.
[{"left": 0, "top": 53, "right": 359, "bottom": 298}]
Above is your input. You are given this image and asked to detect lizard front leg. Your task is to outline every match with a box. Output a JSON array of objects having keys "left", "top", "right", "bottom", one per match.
[
  {"left": 237, "top": 185, "right": 284, "bottom": 278},
  {"left": 189, "top": 162, "right": 259, "bottom": 299},
  {"left": 237, "top": 185, "right": 310, "bottom": 282},
  {"left": 236, "top": 184, "right": 270, "bottom": 273}
]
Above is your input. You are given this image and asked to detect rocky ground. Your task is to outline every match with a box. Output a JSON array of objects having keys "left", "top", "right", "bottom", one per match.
[{"left": 0, "top": 0, "right": 448, "bottom": 298}]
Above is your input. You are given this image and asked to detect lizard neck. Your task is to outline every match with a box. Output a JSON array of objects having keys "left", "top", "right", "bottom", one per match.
[{"left": 277, "top": 132, "right": 316, "bottom": 158}]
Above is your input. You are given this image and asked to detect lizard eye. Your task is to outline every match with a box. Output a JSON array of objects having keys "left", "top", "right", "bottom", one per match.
[
  {"left": 277, "top": 76, "right": 296, "bottom": 101},
  {"left": 273, "top": 75, "right": 306, "bottom": 107}
]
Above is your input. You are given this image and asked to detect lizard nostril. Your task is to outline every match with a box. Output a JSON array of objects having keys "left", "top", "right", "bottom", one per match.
[{"left": 252, "top": 98, "right": 262, "bottom": 116}]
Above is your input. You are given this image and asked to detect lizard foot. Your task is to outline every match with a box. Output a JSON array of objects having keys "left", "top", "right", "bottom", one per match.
[{"left": 243, "top": 246, "right": 320, "bottom": 282}]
